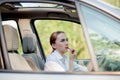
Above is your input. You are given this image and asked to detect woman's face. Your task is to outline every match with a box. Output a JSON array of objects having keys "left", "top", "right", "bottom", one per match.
[{"left": 52, "top": 33, "right": 69, "bottom": 54}]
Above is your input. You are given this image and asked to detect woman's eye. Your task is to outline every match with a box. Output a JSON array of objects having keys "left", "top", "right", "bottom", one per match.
[
  {"left": 61, "top": 39, "right": 65, "bottom": 42},
  {"left": 61, "top": 38, "right": 68, "bottom": 42}
]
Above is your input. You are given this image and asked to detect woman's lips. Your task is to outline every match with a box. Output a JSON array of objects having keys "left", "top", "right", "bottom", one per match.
[
  {"left": 66, "top": 47, "right": 74, "bottom": 54},
  {"left": 66, "top": 47, "right": 69, "bottom": 49}
]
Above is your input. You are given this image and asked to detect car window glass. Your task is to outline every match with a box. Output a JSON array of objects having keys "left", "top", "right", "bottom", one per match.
[
  {"left": 34, "top": 20, "right": 90, "bottom": 66},
  {"left": 80, "top": 5, "right": 120, "bottom": 71}
]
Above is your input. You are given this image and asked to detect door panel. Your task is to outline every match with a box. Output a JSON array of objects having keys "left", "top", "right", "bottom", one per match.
[{"left": 0, "top": 72, "right": 120, "bottom": 80}]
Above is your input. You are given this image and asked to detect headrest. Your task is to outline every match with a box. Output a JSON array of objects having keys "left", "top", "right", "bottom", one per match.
[
  {"left": 22, "top": 33, "right": 37, "bottom": 53},
  {"left": 3, "top": 25, "right": 19, "bottom": 51}
]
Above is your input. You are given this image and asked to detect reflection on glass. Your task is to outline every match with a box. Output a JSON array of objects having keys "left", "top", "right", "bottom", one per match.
[{"left": 81, "top": 5, "right": 120, "bottom": 71}]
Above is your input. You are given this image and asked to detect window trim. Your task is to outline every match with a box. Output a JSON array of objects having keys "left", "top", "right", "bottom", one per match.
[{"left": 75, "top": 0, "right": 99, "bottom": 71}]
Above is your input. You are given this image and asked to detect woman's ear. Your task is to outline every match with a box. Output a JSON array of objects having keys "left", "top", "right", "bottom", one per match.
[{"left": 52, "top": 43, "right": 56, "bottom": 49}]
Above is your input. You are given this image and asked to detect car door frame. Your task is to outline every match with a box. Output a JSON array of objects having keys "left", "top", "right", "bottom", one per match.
[
  {"left": 75, "top": 0, "right": 99, "bottom": 71},
  {"left": 75, "top": 0, "right": 120, "bottom": 72}
]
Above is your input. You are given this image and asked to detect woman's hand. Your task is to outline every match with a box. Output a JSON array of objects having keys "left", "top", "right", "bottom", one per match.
[
  {"left": 68, "top": 48, "right": 76, "bottom": 72},
  {"left": 87, "top": 61, "right": 94, "bottom": 71},
  {"left": 68, "top": 48, "right": 76, "bottom": 60}
]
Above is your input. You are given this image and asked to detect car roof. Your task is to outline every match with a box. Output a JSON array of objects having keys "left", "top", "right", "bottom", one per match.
[{"left": 0, "top": 0, "right": 120, "bottom": 21}]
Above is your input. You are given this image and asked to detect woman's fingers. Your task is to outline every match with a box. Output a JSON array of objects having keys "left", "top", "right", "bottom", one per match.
[
  {"left": 68, "top": 48, "right": 76, "bottom": 60},
  {"left": 68, "top": 48, "right": 75, "bottom": 54}
]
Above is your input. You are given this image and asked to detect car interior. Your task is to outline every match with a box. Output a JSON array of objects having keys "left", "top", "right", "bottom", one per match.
[
  {"left": 1, "top": 0, "right": 120, "bottom": 72},
  {"left": 1, "top": 1, "right": 120, "bottom": 80},
  {"left": 0, "top": 1, "right": 82, "bottom": 71}
]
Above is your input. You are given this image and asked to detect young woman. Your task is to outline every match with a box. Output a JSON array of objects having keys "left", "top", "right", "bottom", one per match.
[{"left": 44, "top": 31, "right": 88, "bottom": 72}]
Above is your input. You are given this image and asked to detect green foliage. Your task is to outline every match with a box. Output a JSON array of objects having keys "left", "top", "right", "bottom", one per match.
[
  {"left": 35, "top": 20, "right": 90, "bottom": 59},
  {"left": 90, "top": 32, "right": 120, "bottom": 71},
  {"left": 90, "top": 33, "right": 120, "bottom": 54},
  {"left": 98, "top": 54, "right": 120, "bottom": 71},
  {"left": 17, "top": 30, "right": 23, "bottom": 55}
]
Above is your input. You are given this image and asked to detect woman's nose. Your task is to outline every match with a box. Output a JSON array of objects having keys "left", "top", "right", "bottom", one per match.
[{"left": 65, "top": 40, "right": 68, "bottom": 44}]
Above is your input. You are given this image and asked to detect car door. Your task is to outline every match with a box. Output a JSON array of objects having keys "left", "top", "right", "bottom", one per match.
[
  {"left": 75, "top": 0, "right": 120, "bottom": 72},
  {"left": 0, "top": 0, "right": 120, "bottom": 80}
]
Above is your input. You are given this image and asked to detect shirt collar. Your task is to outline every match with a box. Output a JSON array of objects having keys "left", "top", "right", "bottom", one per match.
[{"left": 53, "top": 50, "right": 66, "bottom": 60}]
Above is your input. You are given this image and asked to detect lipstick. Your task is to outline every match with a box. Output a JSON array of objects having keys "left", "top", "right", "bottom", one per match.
[{"left": 67, "top": 47, "right": 74, "bottom": 54}]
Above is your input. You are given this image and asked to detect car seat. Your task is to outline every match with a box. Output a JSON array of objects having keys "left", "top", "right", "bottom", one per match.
[
  {"left": 22, "top": 33, "right": 45, "bottom": 70},
  {"left": 3, "top": 24, "right": 36, "bottom": 71}
]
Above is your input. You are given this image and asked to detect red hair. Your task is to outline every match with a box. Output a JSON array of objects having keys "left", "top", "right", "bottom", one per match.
[{"left": 50, "top": 31, "right": 65, "bottom": 50}]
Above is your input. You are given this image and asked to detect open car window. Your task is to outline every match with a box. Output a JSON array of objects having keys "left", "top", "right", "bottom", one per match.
[{"left": 34, "top": 20, "right": 91, "bottom": 68}]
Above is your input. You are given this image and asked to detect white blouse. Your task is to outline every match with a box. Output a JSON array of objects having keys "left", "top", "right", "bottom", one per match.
[{"left": 44, "top": 50, "right": 88, "bottom": 72}]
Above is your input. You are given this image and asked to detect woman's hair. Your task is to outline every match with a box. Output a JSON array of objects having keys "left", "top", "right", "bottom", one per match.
[{"left": 50, "top": 31, "right": 65, "bottom": 50}]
